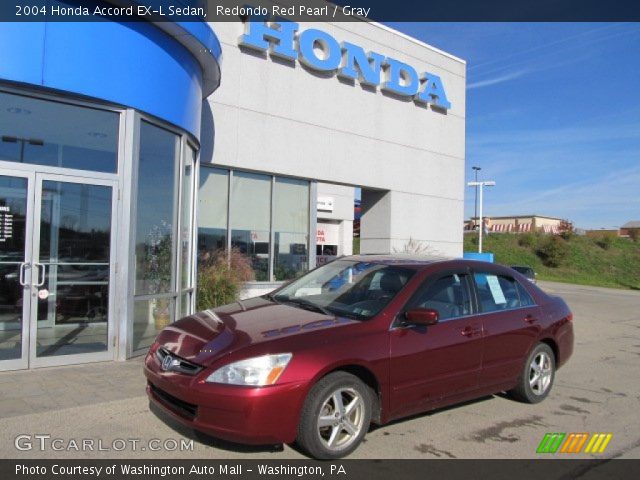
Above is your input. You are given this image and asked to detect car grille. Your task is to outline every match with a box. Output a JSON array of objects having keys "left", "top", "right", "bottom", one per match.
[
  {"left": 156, "top": 347, "right": 203, "bottom": 376},
  {"left": 149, "top": 383, "right": 198, "bottom": 420}
]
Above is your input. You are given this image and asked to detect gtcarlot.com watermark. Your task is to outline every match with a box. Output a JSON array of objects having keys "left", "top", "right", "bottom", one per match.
[{"left": 15, "top": 434, "right": 194, "bottom": 452}]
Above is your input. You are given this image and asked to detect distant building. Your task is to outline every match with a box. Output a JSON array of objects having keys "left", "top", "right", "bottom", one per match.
[
  {"left": 585, "top": 229, "right": 619, "bottom": 238},
  {"left": 465, "top": 215, "right": 565, "bottom": 234},
  {"left": 620, "top": 221, "right": 640, "bottom": 238}
]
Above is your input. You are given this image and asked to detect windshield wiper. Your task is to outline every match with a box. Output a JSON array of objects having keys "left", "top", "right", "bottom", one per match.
[
  {"left": 264, "top": 292, "right": 281, "bottom": 303},
  {"left": 283, "top": 298, "right": 333, "bottom": 316}
]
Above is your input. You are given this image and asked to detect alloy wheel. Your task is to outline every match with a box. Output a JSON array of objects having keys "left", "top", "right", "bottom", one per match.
[
  {"left": 316, "top": 387, "right": 365, "bottom": 451},
  {"left": 529, "top": 351, "right": 552, "bottom": 395}
]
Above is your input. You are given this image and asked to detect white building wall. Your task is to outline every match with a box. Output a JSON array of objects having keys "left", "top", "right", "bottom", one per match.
[
  {"left": 317, "top": 182, "right": 354, "bottom": 222},
  {"left": 203, "top": 20, "right": 466, "bottom": 257}
]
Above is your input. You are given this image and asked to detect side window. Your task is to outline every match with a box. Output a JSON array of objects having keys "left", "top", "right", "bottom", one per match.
[
  {"left": 474, "top": 273, "right": 523, "bottom": 312},
  {"left": 516, "top": 280, "right": 535, "bottom": 307},
  {"left": 409, "top": 274, "right": 471, "bottom": 321}
]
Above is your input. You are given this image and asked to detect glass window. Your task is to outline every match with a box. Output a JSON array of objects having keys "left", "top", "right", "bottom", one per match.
[
  {"left": 409, "top": 274, "right": 471, "bottom": 320},
  {"left": 474, "top": 273, "right": 522, "bottom": 312},
  {"left": 230, "top": 171, "right": 271, "bottom": 281},
  {"left": 273, "top": 260, "right": 414, "bottom": 320},
  {"left": 273, "top": 177, "right": 309, "bottom": 281},
  {"left": 181, "top": 147, "right": 195, "bottom": 290},
  {"left": 134, "top": 121, "right": 179, "bottom": 296},
  {"left": 516, "top": 281, "right": 535, "bottom": 307},
  {"left": 39, "top": 182, "right": 112, "bottom": 263},
  {"left": 198, "top": 167, "right": 228, "bottom": 265},
  {"left": 197, "top": 167, "right": 312, "bottom": 283},
  {"left": 132, "top": 297, "right": 174, "bottom": 352},
  {"left": 0, "top": 175, "right": 28, "bottom": 361},
  {"left": 0, "top": 91, "right": 118, "bottom": 173}
]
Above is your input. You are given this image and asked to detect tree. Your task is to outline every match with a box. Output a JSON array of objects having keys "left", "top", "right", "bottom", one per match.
[{"left": 558, "top": 219, "right": 574, "bottom": 239}]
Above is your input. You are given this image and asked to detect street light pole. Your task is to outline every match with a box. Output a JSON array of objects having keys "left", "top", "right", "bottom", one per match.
[
  {"left": 467, "top": 180, "right": 495, "bottom": 253},
  {"left": 472, "top": 166, "right": 481, "bottom": 227}
]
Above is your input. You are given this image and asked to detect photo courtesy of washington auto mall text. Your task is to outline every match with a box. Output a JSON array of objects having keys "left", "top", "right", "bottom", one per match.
[{"left": 13, "top": 463, "right": 345, "bottom": 477}]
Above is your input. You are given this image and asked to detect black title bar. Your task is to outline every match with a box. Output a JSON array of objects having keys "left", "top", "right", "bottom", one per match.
[{"left": 1, "top": 0, "right": 640, "bottom": 22}]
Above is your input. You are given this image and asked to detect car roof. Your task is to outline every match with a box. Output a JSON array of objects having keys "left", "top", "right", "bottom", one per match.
[{"left": 341, "top": 254, "right": 498, "bottom": 270}]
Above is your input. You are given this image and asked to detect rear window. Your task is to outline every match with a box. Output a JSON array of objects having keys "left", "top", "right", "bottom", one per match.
[{"left": 474, "top": 273, "right": 535, "bottom": 312}]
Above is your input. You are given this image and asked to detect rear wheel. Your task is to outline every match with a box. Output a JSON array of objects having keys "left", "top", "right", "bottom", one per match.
[
  {"left": 297, "top": 372, "right": 372, "bottom": 459},
  {"left": 509, "top": 343, "right": 555, "bottom": 403}
]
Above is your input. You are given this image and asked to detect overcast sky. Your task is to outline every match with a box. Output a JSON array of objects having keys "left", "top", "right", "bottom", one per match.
[{"left": 386, "top": 22, "right": 640, "bottom": 230}]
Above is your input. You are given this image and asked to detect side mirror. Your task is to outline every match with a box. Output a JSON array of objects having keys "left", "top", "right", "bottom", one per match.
[{"left": 405, "top": 308, "right": 439, "bottom": 326}]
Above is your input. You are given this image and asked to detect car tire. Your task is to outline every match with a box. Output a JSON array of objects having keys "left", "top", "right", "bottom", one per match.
[
  {"left": 509, "top": 343, "right": 556, "bottom": 403},
  {"left": 296, "top": 372, "right": 372, "bottom": 459}
]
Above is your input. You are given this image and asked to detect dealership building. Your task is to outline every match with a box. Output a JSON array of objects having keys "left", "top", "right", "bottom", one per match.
[{"left": 0, "top": 11, "right": 466, "bottom": 370}]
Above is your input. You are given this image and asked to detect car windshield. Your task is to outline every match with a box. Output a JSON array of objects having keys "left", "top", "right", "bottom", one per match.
[{"left": 270, "top": 260, "right": 415, "bottom": 320}]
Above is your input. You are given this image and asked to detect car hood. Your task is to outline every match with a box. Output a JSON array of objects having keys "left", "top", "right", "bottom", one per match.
[{"left": 154, "top": 296, "right": 355, "bottom": 366}]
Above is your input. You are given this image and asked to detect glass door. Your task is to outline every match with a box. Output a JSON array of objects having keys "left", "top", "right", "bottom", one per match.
[
  {"left": 28, "top": 173, "right": 117, "bottom": 368},
  {"left": 0, "top": 170, "right": 34, "bottom": 371}
]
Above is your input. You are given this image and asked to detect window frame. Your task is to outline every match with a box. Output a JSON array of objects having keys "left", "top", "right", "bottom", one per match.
[
  {"left": 393, "top": 269, "right": 476, "bottom": 328},
  {"left": 197, "top": 165, "right": 313, "bottom": 283},
  {"left": 129, "top": 113, "right": 199, "bottom": 357},
  {"left": 470, "top": 270, "right": 539, "bottom": 314}
]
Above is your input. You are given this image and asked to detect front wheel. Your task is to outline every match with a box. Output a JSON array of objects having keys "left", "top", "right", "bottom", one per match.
[
  {"left": 296, "top": 372, "right": 372, "bottom": 459},
  {"left": 509, "top": 342, "right": 556, "bottom": 403}
]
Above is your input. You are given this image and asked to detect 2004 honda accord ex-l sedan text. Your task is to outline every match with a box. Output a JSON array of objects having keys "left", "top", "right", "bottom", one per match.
[{"left": 144, "top": 256, "right": 574, "bottom": 459}]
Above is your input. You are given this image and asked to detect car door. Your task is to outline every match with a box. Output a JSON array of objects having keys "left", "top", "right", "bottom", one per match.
[
  {"left": 389, "top": 272, "right": 483, "bottom": 419},
  {"left": 472, "top": 271, "right": 541, "bottom": 388}
]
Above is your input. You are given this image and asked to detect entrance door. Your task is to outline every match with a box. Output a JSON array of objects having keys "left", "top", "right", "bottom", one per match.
[
  {"left": 0, "top": 171, "right": 117, "bottom": 370},
  {"left": 0, "top": 170, "right": 34, "bottom": 370}
]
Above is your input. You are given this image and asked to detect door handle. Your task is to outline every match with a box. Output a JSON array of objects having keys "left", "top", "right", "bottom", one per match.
[
  {"left": 19, "top": 262, "right": 31, "bottom": 286},
  {"left": 525, "top": 314, "right": 538, "bottom": 324},
  {"left": 33, "top": 263, "right": 46, "bottom": 287},
  {"left": 461, "top": 325, "right": 481, "bottom": 337}
]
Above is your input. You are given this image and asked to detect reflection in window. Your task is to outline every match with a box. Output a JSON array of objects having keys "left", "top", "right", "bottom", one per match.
[
  {"left": 412, "top": 275, "right": 471, "bottom": 320},
  {"left": 134, "top": 121, "right": 178, "bottom": 296},
  {"left": 197, "top": 166, "right": 312, "bottom": 283},
  {"left": 39, "top": 182, "right": 112, "bottom": 263},
  {"left": 230, "top": 172, "right": 271, "bottom": 281},
  {"left": 0, "top": 91, "right": 118, "bottom": 173},
  {"left": 273, "top": 177, "right": 309, "bottom": 280},
  {"left": 198, "top": 167, "right": 228, "bottom": 266},
  {"left": 0, "top": 176, "right": 28, "bottom": 361},
  {"left": 474, "top": 273, "right": 523, "bottom": 312}
]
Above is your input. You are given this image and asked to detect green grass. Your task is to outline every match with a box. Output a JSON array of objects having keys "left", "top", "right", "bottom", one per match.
[{"left": 464, "top": 232, "right": 640, "bottom": 290}]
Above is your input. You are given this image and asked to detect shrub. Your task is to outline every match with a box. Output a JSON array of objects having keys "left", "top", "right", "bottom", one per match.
[
  {"left": 558, "top": 219, "right": 574, "bottom": 240},
  {"left": 536, "top": 236, "right": 569, "bottom": 267},
  {"left": 196, "top": 248, "right": 255, "bottom": 311},
  {"left": 629, "top": 229, "right": 639, "bottom": 243},
  {"left": 518, "top": 233, "right": 536, "bottom": 248},
  {"left": 595, "top": 235, "right": 613, "bottom": 250},
  {"left": 393, "top": 237, "right": 442, "bottom": 256}
]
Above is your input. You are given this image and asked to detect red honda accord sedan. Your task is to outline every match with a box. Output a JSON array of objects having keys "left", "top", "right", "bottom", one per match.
[{"left": 144, "top": 256, "right": 573, "bottom": 459}]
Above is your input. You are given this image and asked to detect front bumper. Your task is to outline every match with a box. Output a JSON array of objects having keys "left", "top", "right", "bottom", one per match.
[{"left": 144, "top": 352, "right": 308, "bottom": 445}]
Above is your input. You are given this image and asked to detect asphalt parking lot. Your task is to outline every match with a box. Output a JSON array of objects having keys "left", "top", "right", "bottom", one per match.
[{"left": 1, "top": 281, "right": 639, "bottom": 459}]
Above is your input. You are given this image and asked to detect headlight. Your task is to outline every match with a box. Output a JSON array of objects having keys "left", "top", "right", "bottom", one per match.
[{"left": 205, "top": 353, "right": 292, "bottom": 386}]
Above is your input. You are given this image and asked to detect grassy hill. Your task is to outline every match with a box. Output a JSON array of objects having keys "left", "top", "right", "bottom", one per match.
[{"left": 464, "top": 232, "right": 640, "bottom": 290}]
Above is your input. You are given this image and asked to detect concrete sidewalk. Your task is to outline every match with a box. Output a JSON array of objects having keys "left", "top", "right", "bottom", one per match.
[{"left": 0, "top": 356, "right": 145, "bottom": 419}]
